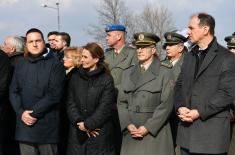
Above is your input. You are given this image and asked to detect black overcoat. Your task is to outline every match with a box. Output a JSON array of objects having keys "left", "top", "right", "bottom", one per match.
[
  {"left": 174, "top": 38, "right": 235, "bottom": 154},
  {"left": 9, "top": 50, "right": 66, "bottom": 143},
  {"left": 0, "top": 50, "right": 12, "bottom": 149},
  {"left": 66, "top": 66, "right": 115, "bottom": 155}
]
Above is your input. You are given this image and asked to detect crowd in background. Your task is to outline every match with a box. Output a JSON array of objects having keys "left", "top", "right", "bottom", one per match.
[{"left": 0, "top": 12, "right": 235, "bottom": 155}]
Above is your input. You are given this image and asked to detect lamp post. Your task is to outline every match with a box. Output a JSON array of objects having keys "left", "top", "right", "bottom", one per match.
[{"left": 42, "top": 2, "right": 60, "bottom": 31}]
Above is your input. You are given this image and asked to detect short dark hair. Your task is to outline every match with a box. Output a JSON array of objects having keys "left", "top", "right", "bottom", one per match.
[
  {"left": 197, "top": 13, "right": 215, "bottom": 35},
  {"left": 26, "top": 28, "right": 44, "bottom": 42},
  {"left": 47, "top": 31, "right": 59, "bottom": 38},
  {"left": 57, "top": 32, "right": 71, "bottom": 47}
]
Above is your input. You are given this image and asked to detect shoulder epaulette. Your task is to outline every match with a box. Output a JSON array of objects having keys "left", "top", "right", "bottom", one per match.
[{"left": 161, "top": 61, "right": 173, "bottom": 68}]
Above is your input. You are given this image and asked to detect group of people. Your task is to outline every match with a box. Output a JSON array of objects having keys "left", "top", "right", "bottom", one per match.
[{"left": 0, "top": 12, "right": 235, "bottom": 155}]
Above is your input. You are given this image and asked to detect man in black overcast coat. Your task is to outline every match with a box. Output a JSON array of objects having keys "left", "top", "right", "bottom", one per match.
[
  {"left": 0, "top": 49, "right": 12, "bottom": 155},
  {"left": 9, "top": 28, "right": 65, "bottom": 155},
  {"left": 174, "top": 13, "right": 235, "bottom": 155}
]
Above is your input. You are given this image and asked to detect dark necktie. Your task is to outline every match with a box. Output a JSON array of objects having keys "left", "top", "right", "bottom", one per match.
[{"left": 140, "top": 66, "right": 145, "bottom": 74}]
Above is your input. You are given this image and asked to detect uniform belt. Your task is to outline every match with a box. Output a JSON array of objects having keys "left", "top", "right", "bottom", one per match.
[{"left": 128, "top": 105, "right": 156, "bottom": 113}]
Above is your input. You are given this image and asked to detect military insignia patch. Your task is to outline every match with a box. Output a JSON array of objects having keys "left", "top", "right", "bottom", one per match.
[
  {"left": 167, "top": 34, "right": 172, "bottom": 40},
  {"left": 139, "top": 34, "right": 145, "bottom": 41},
  {"left": 231, "top": 37, "right": 235, "bottom": 44}
]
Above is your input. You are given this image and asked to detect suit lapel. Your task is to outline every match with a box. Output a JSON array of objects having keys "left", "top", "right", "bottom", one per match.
[{"left": 196, "top": 42, "right": 217, "bottom": 79}]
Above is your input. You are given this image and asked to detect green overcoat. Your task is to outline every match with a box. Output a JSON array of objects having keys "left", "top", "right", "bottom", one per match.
[{"left": 117, "top": 58, "right": 175, "bottom": 155}]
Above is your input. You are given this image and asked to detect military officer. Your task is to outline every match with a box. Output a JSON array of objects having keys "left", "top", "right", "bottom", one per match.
[
  {"left": 105, "top": 24, "right": 137, "bottom": 155},
  {"left": 162, "top": 30, "right": 188, "bottom": 155},
  {"left": 105, "top": 24, "right": 137, "bottom": 93},
  {"left": 225, "top": 32, "right": 235, "bottom": 54},
  {"left": 225, "top": 32, "right": 235, "bottom": 155},
  {"left": 117, "top": 32, "right": 175, "bottom": 155},
  {"left": 163, "top": 30, "right": 188, "bottom": 80}
]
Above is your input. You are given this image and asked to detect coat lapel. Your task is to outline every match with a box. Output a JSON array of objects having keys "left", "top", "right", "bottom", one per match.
[
  {"left": 196, "top": 41, "right": 217, "bottom": 79},
  {"left": 131, "top": 58, "right": 160, "bottom": 90}
]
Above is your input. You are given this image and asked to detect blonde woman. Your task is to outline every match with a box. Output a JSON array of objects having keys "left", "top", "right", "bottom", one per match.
[{"left": 63, "top": 47, "right": 82, "bottom": 76}]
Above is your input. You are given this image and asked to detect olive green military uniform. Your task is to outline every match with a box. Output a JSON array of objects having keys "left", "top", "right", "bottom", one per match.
[
  {"left": 118, "top": 57, "right": 175, "bottom": 155},
  {"left": 225, "top": 33, "right": 235, "bottom": 155},
  {"left": 118, "top": 32, "right": 175, "bottom": 155},
  {"left": 105, "top": 45, "right": 137, "bottom": 93},
  {"left": 163, "top": 30, "right": 188, "bottom": 155}
]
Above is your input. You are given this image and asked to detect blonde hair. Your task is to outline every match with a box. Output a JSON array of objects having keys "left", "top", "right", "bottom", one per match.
[{"left": 64, "top": 46, "right": 82, "bottom": 67}]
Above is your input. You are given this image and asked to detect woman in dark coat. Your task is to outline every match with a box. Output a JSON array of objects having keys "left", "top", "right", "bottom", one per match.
[{"left": 66, "top": 42, "right": 116, "bottom": 155}]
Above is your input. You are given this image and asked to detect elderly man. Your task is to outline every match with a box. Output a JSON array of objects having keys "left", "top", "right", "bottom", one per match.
[
  {"left": 118, "top": 32, "right": 175, "bottom": 155},
  {"left": 0, "top": 49, "right": 12, "bottom": 155},
  {"left": 174, "top": 13, "right": 235, "bottom": 155},
  {"left": 1, "top": 36, "right": 24, "bottom": 67},
  {"left": 9, "top": 28, "right": 65, "bottom": 155},
  {"left": 0, "top": 35, "right": 24, "bottom": 155}
]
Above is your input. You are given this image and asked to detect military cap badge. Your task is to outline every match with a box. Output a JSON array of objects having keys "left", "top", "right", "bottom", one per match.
[
  {"left": 139, "top": 34, "right": 145, "bottom": 41},
  {"left": 231, "top": 37, "right": 235, "bottom": 44}
]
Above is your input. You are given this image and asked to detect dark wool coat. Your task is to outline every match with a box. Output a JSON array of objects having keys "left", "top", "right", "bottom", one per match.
[
  {"left": 9, "top": 50, "right": 66, "bottom": 143},
  {"left": 174, "top": 38, "right": 235, "bottom": 154},
  {"left": 0, "top": 50, "right": 12, "bottom": 148},
  {"left": 0, "top": 50, "right": 12, "bottom": 116},
  {"left": 66, "top": 65, "right": 115, "bottom": 155}
]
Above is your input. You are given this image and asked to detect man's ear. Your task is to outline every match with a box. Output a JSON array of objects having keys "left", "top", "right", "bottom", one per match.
[
  {"left": 115, "top": 32, "right": 122, "bottom": 41},
  {"left": 11, "top": 47, "right": 16, "bottom": 53},
  {"left": 203, "top": 26, "right": 210, "bottom": 35},
  {"left": 62, "top": 41, "right": 67, "bottom": 47}
]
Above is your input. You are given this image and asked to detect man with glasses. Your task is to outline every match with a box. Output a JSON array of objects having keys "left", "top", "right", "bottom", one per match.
[{"left": 118, "top": 32, "right": 175, "bottom": 155}]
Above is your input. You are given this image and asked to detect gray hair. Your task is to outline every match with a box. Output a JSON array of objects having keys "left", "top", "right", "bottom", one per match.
[{"left": 9, "top": 36, "right": 25, "bottom": 52}]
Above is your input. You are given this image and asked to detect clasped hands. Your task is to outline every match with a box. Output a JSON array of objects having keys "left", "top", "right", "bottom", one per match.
[
  {"left": 178, "top": 107, "right": 200, "bottom": 122},
  {"left": 127, "top": 124, "right": 148, "bottom": 138},
  {"left": 21, "top": 110, "right": 37, "bottom": 126},
  {"left": 77, "top": 122, "right": 100, "bottom": 138}
]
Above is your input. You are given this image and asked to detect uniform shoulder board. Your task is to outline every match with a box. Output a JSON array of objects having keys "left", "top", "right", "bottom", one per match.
[{"left": 161, "top": 61, "right": 173, "bottom": 68}]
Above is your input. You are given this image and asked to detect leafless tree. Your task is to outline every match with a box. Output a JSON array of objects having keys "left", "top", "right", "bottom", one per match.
[
  {"left": 131, "top": 4, "right": 175, "bottom": 58},
  {"left": 87, "top": 0, "right": 131, "bottom": 46},
  {"left": 87, "top": 0, "right": 175, "bottom": 56}
]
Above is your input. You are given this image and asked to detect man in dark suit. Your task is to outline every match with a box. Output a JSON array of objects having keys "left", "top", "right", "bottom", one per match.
[
  {"left": 174, "top": 13, "right": 235, "bottom": 155},
  {"left": 0, "top": 49, "right": 12, "bottom": 155}
]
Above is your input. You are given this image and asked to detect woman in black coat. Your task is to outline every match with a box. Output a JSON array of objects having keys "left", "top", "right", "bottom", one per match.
[{"left": 66, "top": 42, "right": 116, "bottom": 155}]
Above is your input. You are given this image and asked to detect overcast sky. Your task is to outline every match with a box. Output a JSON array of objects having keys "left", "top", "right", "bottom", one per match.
[{"left": 0, "top": 0, "right": 234, "bottom": 46}]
